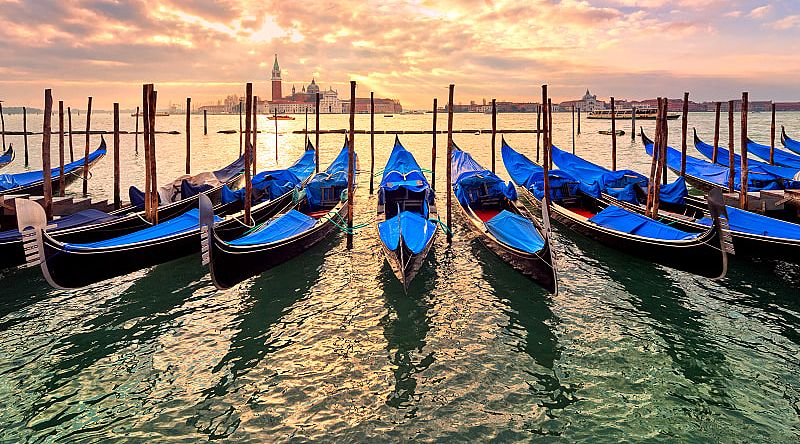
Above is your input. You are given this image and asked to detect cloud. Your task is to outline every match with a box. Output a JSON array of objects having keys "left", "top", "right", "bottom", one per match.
[
  {"left": 749, "top": 5, "right": 772, "bottom": 19},
  {"left": 772, "top": 14, "right": 800, "bottom": 30}
]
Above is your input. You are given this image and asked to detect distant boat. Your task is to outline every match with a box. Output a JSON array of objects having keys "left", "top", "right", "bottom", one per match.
[
  {"left": 599, "top": 130, "right": 625, "bottom": 136},
  {"left": 384, "top": 114, "right": 394, "bottom": 118},
  {"left": 131, "top": 111, "right": 169, "bottom": 117},
  {"left": 268, "top": 115, "right": 295, "bottom": 121},
  {"left": 588, "top": 106, "right": 679, "bottom": 120}
]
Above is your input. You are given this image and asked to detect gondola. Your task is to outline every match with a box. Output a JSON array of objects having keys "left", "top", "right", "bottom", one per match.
[
  {"left": 693, "top": 129, "right": 800, "bottom": 179},
  {"left": 0, "top": 153, "right": 247, "bottom": 271},
  {"left": 0, "top": 137, "right": 106, "bottom": 196},
  {"left": 640, "top": 129, "right": 787, "bottom": 193},
  {"left": 451, "top": 141, "right": 556, "bottom": 293},
  {"left": 376, "top": 137, "right": 438, "bottom": 290},
  {"left": 200, "top": 141, "right": 355, "bottom": 289},
  {"left": 552, "top": 144, "right": 800, "bottom": 264},
  {"left": 781, "top": 126, "right": 800, "bottom": 155},
  {"left": 744, "top": 135, "right": 800, "bottom": 169},
  {"left": 502, "top": 140, "right": 732, "bottom": 279},
  {"left": 0, "top": 144, "right": 13, "bottom": 169},
  {"left": 18, "top": 145, "right": 316, "bottom": 288}
]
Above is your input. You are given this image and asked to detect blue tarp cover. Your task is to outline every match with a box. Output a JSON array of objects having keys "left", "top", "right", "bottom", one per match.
[
  {"left": 551, "top": 144, "right": 687, "bottom": 205},
  {"left": 500, "top": 140, "right": 579, "bottom": 202},
  {"left": 129, "top": 185, "right": 160, "bottom": 207},
  {"left": 693, "top": 135, "right": 800, "bottom": 181},
  {"left": 451, "top": 147, "right": 516, "bottom": 206},
  {"left": 0, "top": 144, "right": 106, "bottom": 191},
  {"left": 378, "top": 210, "right": 436, "bottom": 254},
  {"left": 485, "top": 210, "right": 545, "bottom": 254},
  {"left": 306, "top": 143, "right": 354, "bottom": 210},
  {"left": 64, "top": 208, "right": 218, "bottom": 251},
  {"left": 379, "top": 138, "right": 430, "bottom": 194},
  {"left": 588, "top": 205, "right": 698, "bottom": 241},
  {"left": 783, "top": 131, "right": 800, "bottom": 154},
  {"left": 644, "top": 139, "right": 786, "bottom": 191},
  {"left": 221, "top": 149, "right": 316, "bottom": 204},
  {"left": 0, "top": 209, "right": 116, "bottom": 242},
  {"left": 228, "top": 209, "right": 317, "bottom": 246},
  {"left": 0, "top": 146, "right": 12, "bottom": 165},
  {"left": 697, "top": 205, "right": 800, "bottom": 240},
  {"left": 746, "top": 139, "right": 800, "bottom": 169},
  {"left": 213, "top": 155, "right": 246, "bottom": 182}
]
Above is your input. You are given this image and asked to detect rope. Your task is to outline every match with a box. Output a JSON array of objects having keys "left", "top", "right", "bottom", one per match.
[{"left": 429, "top": 215, "right": 452, "bottom": 235}]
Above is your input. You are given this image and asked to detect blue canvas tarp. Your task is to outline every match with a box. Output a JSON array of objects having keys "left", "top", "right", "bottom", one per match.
[
  {"left": 746, "top": 139, "right": 800, "bottom": 169},
  {"left": 697, "top": 205, "right": 800, "bottom": 240},
  {"left": 589, "top": 205, "right": 699, "bottom": 241},
  {"left": 551, "top": 144, "right": 686, "bottom": 205},
  {"left": 379, "top": 138, "right": 430, "bottom": 195},
  {"left": 213, "top": 155, "right": 246, "bottom": 182},
  {"left": 306, "top": 143, "right": 355, "bottom": 210},
  {"left": 484, "top": 210, "right": 545, "bottom": 253},
  {"left": 228, "top": 209, "right": 317, "bottom": 246},
  {"left": 378, "top": 210, "right": 436, "bottom": 254},
  {"left": 0, "top": 143, "right": 106, "bottom": 191},
  {"left": 222, "top": 148, "right": 316, "bottom": 204},
  {"left": 451, "top": 147, "right": 516, "bottom": 206},
  {"left": 500, "top": 140, "right": 579, "bottom": 202},
  {"left": 693, "top": 134, "right": 800, "bottom": 181},
  {"left": 64, "top": 208, "right": 218, "bottom": 251},
  {"left": 644, "top": 138, "right": 786, "bottom": 191},
  {"left": 0, "top": 209, "right": 116, "bottom": 242}
]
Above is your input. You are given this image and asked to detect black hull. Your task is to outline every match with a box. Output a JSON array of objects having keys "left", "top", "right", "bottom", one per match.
[
  {"left": 0, "top": 150, "right": 106, "bottom": 198},
  {"left": 37, "top": 190, "right": 291, "bottom": 288},
  {"left": 379, "top": 228, "right": 437, "bottom": 291},
  {"left": 521, "top": 188, "right": 727, "bottom": 278},
  {"left": 207, "top": 201, "right": 348, "bottom": 289},
  {"left": 454, "top": 203, "right": 556, "bottom": 293}
]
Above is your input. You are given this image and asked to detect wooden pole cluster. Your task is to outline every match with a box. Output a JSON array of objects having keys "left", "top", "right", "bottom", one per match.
[
  {"left": 58, "top": 101, "right": 65, "bottom": 197},
  {"left": 252, "top": 96, "right": 258, "bottom": 175},
  {"left": 446, "top": 84, "right": 454, "bottom": 244},
  {"left": 239, "top": 100, "right": 243, "bottom": 156},
  {"left": 142, "top": 84, "right": 159, "bottom": 224},
  {"left": 185, "top": 98, "right": 191, "bottom": 174},
  {"left": 42, "top": 90, "right": 53, "bottom": 221},
  {"left": 369, "top": 91, "right": 375, "bottom": 194},
  {"left": 680, "top": 92, "right": 689, "bottom": 176},
  {"left": 727, "top": 100, "right": 735, "bottom": 192},
  {"left": 244, "top": 83, "right": 253, "bottom": 226},
  {"left": 67, "top": 107, "right": 73, "bottom": 162},
  {"left": 491, "top": 98, "right": 497, "bottom": 173},
  {"left": 315, "top": 92, "right": 320, "bottom": 173},
  {"left": 134, "top": 106, "right": 139, "bottom": 155},
  {"left": 346, "top": 80, "right": 356, "bottom": 250},
  {"left": 432, "top": 98, "right": 437, "bottom": 190},
  {"left": 203, "top": 109, "right": 207, "bottom": 135},
  {"left": 113, "top": 103, "right": 121, "bottom": 209},
  {"left": 23, "top": 107, "right": 29, "bottom": 166},
  {"left": 82, "top": 96, "right": 92, "bottom": 196},
  {"left": 740, "top": 92, "right": 749, "bottom": 210},
  {"left": 536, "top": 104, "right": 541, "bottom": 162},
  {"left": 610, "top": 96, "right": 617, "bottom": 171},
  {"left": 645, "top": 98, "right": 669, "bottom": 219},
  {"left": 631, "top": 106, "right": 636, "bottom": 142},
  {"left": 542, "top": 85, "right": 551, "bottom": 210},
  {"left": 712, "top": 102, "right": 721, "bottom": 164},
  {"left": 770, "top": 102, "right": 776, "bottom": 165}
]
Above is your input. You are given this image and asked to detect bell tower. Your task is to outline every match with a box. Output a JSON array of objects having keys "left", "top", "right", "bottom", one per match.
[{"left": 271, "top": 54, "right": 282, "bottom": 101}]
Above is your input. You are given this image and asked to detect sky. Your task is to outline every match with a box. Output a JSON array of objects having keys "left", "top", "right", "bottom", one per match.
[{"left": 1, "top": 0, "right": 799, "bottom": 109}]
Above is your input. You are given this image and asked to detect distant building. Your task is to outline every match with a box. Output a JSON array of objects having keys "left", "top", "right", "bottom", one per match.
[
  {"left": 267, "top": 54, "right": 357, "bottom": 114},
  {"left": 342, "top": 98, "right": 402, "bottom": 114},
  {"left": 271, "top": 54, "right": 282, "bottom": 101},
  {"left": 560, "top": 89, "right": 605, "bottom": 111}
]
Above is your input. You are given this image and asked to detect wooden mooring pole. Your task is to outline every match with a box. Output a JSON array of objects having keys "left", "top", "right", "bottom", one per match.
[
  {"left": 0, "top": 103, "right": 5, "bottom": 151},
  {"left": 631, "top": 106, "right": 636, "bottom": 142},
  {"left": 577, "top": 106, "right": 581, "bottom": 135},
  {"left": 238, "top": 100, "right": 243, "bottom": 156},
  {"left": 82, "top": 96, "right": 92, "bottom": 196},
  {"left": 346, "top": 80, "right": 356, "bottom": 250},
  {"left": 491, "top": 98, "right": 497, "bottom": 173},
  {"left": 67, "top": 106, "right": 73, "bottom": 162},
  {"left": 571, "top": 105, "right": 576, "bottom": 154},
  {"left": 611, "top": 97, "right": 617, "bottom": 171},
  {"left": 143, "top": 86, "right": 151, "bottom": 220},
  {"left": 133, "top": 106, "right": 138, "bottom": 155},
  {"left": 542, "top": 85, "right": 551, "bottom": 210},
  {"left": 369, "top": 91, "right": 375, "bottom": 195},
  {"left": 203, "top": 109, "right": 207, "bottom": 135},
  {"left": 185, "top": 98, "right": 191, "bottom": 174},
  {"left": 23, "top": 106, "right": 29, "bottom": 166},
  {"left": 536, "top": 104, "right": 541, "bottom": 162},
  {"left": 770, "top": 101, "right": 776, "bottom": 165},
  {"left": 274, "top": 109, "right": 278, "bottom": 164},
  {"left": 432, "top": 98, "right": 437, "bottom": 190},
  {"left": 42, "top": 89, "right": 53, "bottom": 221},
  {"left": 680, "top": 92, "right": 689, "bottom": 176},
  {"left": 315, "top": 92, "right": 320, "bottom": 173},
  {"left": 58, "top": 101, "right": 65, "bottom": 197},
  {"left": 548, "top": 99, "right": 553, "bottom": 169},
  {"left": 113, "top": 103, "right": 121, "bottom": 209},
  {"left": 252, "top": 96, "right": 258, "bottom": 175},
  {"left": 740, "top": 92, "right": 749, "bottom": 210},
  {"left": 244, "top": 83, "right": 253, "bottom": 226},
  {"left": 446, "top": 84, "right": 454, "bottom": 244},
  {"left": 727, "top": 100, "right": 735, "bottom": 192},
  {"left": 646, "top": 98, "right": 662, "bottom": 218},
  {"left": 148, "top": 86, "right": 158, "bottom": 224},
  {"left": 712, "top": 102, "right": 721, "bottom": 164}
]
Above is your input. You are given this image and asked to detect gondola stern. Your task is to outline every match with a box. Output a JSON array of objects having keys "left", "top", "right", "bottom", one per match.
[
  {"left": 198, "top": 194, "right": 215, "bottom": 269},
  {"left": 539, "top": 198, "right": 559, "bottom": 295},
  {"left": 14, "top": 198, "right": 66, "bottom": 289},
  {"left": 706, "top": 188, "right": 734, "bottom": 280}
]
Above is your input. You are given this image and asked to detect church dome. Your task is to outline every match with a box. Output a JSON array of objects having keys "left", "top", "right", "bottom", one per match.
[{"left": 307, "top": 78, "right": 320, "bottom": 94}]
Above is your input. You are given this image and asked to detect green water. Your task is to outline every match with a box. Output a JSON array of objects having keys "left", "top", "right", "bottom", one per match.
[{"left": 0, "top": 111, "right": 798, "bottom": 442}]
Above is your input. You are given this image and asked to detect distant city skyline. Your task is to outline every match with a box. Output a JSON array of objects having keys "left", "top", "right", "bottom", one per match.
[{"left": 2, "top": 1, "right": 799, "bottom": 109}]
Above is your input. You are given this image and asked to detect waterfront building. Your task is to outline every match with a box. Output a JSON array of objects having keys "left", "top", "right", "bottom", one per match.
[{"left": 560, "top": 89, "right": 605, "bottom": 111}]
